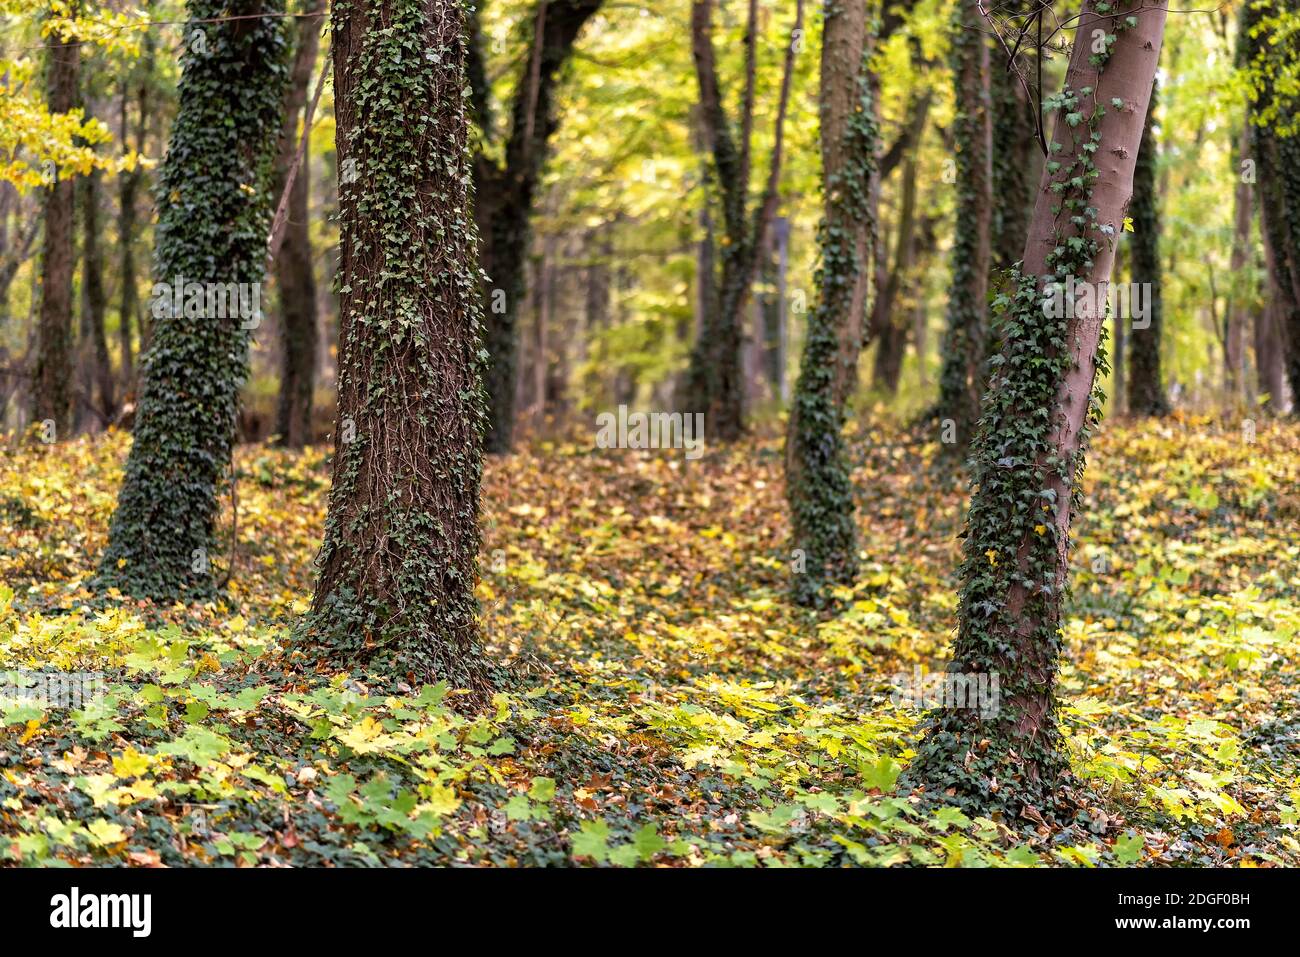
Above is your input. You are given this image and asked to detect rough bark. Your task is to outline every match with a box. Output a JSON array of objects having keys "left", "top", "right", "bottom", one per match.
[
  {"left": 682, "top": 0, "right": 801, "bottom": 441},
  {"left": 95, "top": 0, "right": 288, "bottom": 599},
  {"left": 115, "top": 0, "right": 156, "bottom": 394},
  {"left": 783, "top": 0, "right": 872, "bottom": 605},
  {"left": 32, "top": 23, "right": 80, "bottom": 440},
  {"left": 302, "top": 0, "right": 491, "bottom": 697},
  {"left": 1257, "top": 270, "right": 1290, "bottom": 411},
  {"left": 1245, "top": 0, "right": 1300, "bottom": 410},
  {"left": 871, "top": 135, "right": 925, "bottom": 394},
  {"left": 990, "top": 32, "right": 1038, "bottom": 272},
  {"left": 906, "top": 1, "right": 1168, "bottom": 815},
  {"left": 935, "top": 0, "right": 994, "bottom": 454},
  {"left": 1127, "top": 81, "right": 1170, "bottom": 416},
  {"left": 79, "top": 166, "right": 115, "bottom": 425},
  {"left": 1225, "top": 121, "right": 1253, "bottom": 401},
  {"left": 272, "top": 0, "right": 323, "bottom": 448},
  {"left": 474, "top": 0, "right": 602, "bottom": 453}
]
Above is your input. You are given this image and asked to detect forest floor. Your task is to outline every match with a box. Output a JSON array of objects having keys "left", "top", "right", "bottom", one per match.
[{"left": 1, "top": 414, "right": 1298, "bottom": 867}]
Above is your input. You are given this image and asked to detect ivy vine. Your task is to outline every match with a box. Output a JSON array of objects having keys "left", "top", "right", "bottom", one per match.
[{"left": 902, "top": 9, "right": 1143, "bottom": 816}]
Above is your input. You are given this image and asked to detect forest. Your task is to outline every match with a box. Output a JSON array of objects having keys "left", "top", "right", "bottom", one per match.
[{"left": 0, "top": 0, "right": 1298, "bottom": 888}]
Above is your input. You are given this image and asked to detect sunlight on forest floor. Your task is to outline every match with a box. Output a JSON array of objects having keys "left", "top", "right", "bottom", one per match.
[{"left": 2, "top": 415, "right": 1298, "bottom": 866}]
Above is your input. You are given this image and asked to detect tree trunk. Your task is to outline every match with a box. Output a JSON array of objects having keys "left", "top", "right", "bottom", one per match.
[
  {"left": 682, "top": 0, "right": 800, "bottom": 441},
  {"left": 990, "top": 20, "right": 1039, "bottom": 274},
  {"left": 1127, "top": 81, "right": 1170, "bottom": 416},
  {"left": 79, "top": 165, "right": 115, "bottom": 425},
  {"left": 95, "top": 0, "right": 288, "bottom": 599},
  {"left": 784, "top": 0, "right": 872, "bottom": 605},
  {"left": 773, "top": 214, "right": 790, "bottom": 402},
  {"left": 302, "top": 0, "right": 490, "bottom": 698},
  {"left": 115, "top": 2, "right": 155, "bottom": 396},
  {"left": 1111, "top": 243, "right": 1125, "bottom": 415},
  {"left": 1245, "top": 0, "right": 1300, "bottom": 410},
  {"left": 116, "top": 114, "right": 140, "bottom": 394},
  {"left": 935, "top": 0, "right": 994, "bottom": 454},
  {"left": 1257, "top": 272, "right": 1290, "bottom": 412},
  {"left": 32, "top": 23, "right": 80, "bottom": 440},
  {"left": 1225, "top": 121, "right": 1253, "bottom": 402},
  {"left": 273, "top": 1, "right": 323, "bottom": 448},
  {"left": 871, "top": 144, "right": 923, "bottom": 394},
  {"left": 906, "top": 1, "right": 1168, "bottom": 815},
  {"left": 474, "top": 0, "right": 602, "bottom": 453}
]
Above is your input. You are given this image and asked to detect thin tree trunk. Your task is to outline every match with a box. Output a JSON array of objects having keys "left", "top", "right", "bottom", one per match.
[
  {"left": 1111, "top": 242, "right": 1126, "bottom": 416},
  {"left": 935, "top": 0, "right": 993, "bottom": 454},
  {"left": 1127, "top": 80, "right": 1170, "bottom": 416},
  {"left": 32, "top": 21, "right": 80, "bottom": 439},
  {"left": 80, "top": 165, "right": 115, "bottom": 424},
  {"left": 272, "top": 0, "right": 323, "bottom": 448},
  {"left": 683, "top": 0, "right": 801, "bottom": 440},
  {"left": 773, "top": 214, "right": 790, "bottom": 402},
  {"left": 115, "top": 0, "right": 155, "bottom": 395},
  {"left": 1244, "top": 0, "right": 1300, "bottom": 409},
  {"left": 990, "top": 22, "right": 1038, "bottom": 273},
  {"left": 303, "top": 0, "right": 490, "bottom": 697},
  {"left": 474, "top": 0, "right": 602, "bottom": 453},
  {"left": 1257, "top": 271, "right": 1289, "bottom": 411},
  {"left": 907, "top": 0, "right": 1168, "bottom": 814},
  {"left": 871, "top": 145, "right": 922, "bottom": 394},
  {"left": 1225, "top": 122, "right": 1253, "bottom": 402}
]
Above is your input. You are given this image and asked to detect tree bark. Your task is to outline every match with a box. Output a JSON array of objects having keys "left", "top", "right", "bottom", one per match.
[
  {"left": 907, "top": 1, "right": 1168, "bottom": 815},
  {"left": 935, "top": 0, "right": 994, "bottom": 454},
  {"left": 990, "top": 30, "right": 1038, "bottom": 272},
  {"left": 272, "top": 0, "right": 323, "bottom": 448},
  {"left": 783, "top": 0, "right": 871, "bottom": 605},
  {"left": 303, "top": 0, "right": 490, "bottom": 697},
  {"left": 1225, "top": 121, "right": 1253, "bottom": 402},
  {"left": 682, "top": 0, "right": 801, "bottom": 440},
  {"left": 1257, "top": 270, "right": 1290, "bottom": 412},
  {"left": 79, "top": 165, "right": 115, "bottom": 425},
  {"left": 115, "top": 0, "right": 156, "bottom": 396},
  {"left": 871, "top": 137, "right": 924, "bottom": 395},
  {"left": 474, "top": 0, "right": 602, "bottom": 453},
  {"left": 1127, "top": 80, "right": 1170, "bottom": 416},
  {"left": 32, "top": 22, "right": 80, "bottom": 440},
  {"left": 1244, "top": 0, "right": 1300, "bottom": 410},
  {"left": 95, "top": 0, "right": 288, "bottom": 599}
]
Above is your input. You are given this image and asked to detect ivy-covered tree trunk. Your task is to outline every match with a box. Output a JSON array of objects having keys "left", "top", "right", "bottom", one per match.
[
  {"left": 32, "top": 22, "right": 79, "bottom": 440},
  {"left": 1127, "top": 81, "right": 1170, "bottom": 417},
  {"left": 905, "top": 1, "right": 1167, "bottom": 815},
  {"left": 273, "top": 1, "right": 323, "bottom": 448},
  {"left": 1245, "top": 1, "right": 1300, "bottom": 408},
  {"left": 95, "top": 0, "right": 287, "bottom": 599},
  {"left": 784, "top": 0, "right": 874, "bottom": 606},
  {"left": 299, "top": 0, "right": 491, "bottom": 697},
  {"left": 472, "top": 0, "right": 602, "bottom": 454},
  {"left": 935, "top": 0, "right": 993, "bottom": 454}
]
